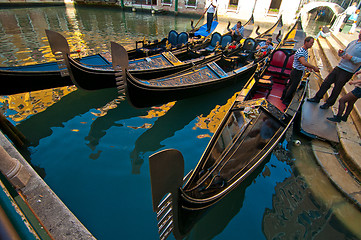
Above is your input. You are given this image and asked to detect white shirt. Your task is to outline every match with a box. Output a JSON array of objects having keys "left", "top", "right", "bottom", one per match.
[
  {"left": 346, "top": 5, "right": 357, "bottom": 15},
  {"left": 206, "top": 0, "right": 216, "bottom": 13}
]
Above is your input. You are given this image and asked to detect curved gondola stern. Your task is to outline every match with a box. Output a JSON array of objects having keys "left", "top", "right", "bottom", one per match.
[
  {"left": 244, "top": 14, "right": 254, "bottom": 26},
  {"left": 149, "top": 149, "right": 185, "bottom": 240},
  {"left": 45, "top": 29, "right": 71, "bottom": 78},
  {"left": 257, "top": 15, "right": 282, "bottom": 39},
  {"left": 111, "top": 42, "right": 129, "bottom": 96}
]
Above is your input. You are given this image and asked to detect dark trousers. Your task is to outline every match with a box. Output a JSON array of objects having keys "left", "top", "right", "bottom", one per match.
[
  {"left": 315, "top": 66, "right": 354, "bottom": 106},
  {"left": 282, "top": 68, "right": 303, "bottom": 104},
  {"left": 207, "top": 12, "right": 213, "bottom": 32},
  {"left": 232, "top": 34, "right": 243, "bottom": 43}
]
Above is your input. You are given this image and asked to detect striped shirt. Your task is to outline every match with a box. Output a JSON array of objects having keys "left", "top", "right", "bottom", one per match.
[{"left": 293, "top": 47, "right": 308, "bottom": 71}]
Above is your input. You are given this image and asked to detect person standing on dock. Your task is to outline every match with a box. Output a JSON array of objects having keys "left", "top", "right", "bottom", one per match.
[
  {"left": 281, "top": 36, "right": 320, "bottom": 106},
  {"left": 345, "top": 2, "right": 357, "bottom": 23},
  {"left": 327, "top": 71, "right": 361, "bottom": 122},
  {"left": 205, "top": 0, "right": 217, "bottom": 33},
  {"left": 307, "top": 31, "right": 361, "bottom": 109}
]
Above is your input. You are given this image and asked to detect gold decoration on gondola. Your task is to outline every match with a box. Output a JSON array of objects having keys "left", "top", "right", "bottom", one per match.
[
  {"left": 165, "top": 40, "right": 171, "bottom": 50},
  {"left": 162, "top": 52, "right": 182, "bottom": 66},
  {"left": 214, "top": 42, "right": 220, "bottom": 52}
]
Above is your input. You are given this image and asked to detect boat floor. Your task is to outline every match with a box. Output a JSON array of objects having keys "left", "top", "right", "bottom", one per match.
[
  {"left": 301, "top": 99, "right": 339, "bottom": 143},
  {"left": 253, "top": 82, "right": 286, "bottom": 111}
]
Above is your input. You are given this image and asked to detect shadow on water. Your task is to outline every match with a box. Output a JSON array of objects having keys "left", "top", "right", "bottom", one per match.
[
  {"left": 16, "top": 88, "right": 121, "bottom": 147},
  {"left": 130, "top": 78, "right": 249, "bottom": 174},
  {"left": 184, "top": 150, "right": 273, "bottom": 240}
]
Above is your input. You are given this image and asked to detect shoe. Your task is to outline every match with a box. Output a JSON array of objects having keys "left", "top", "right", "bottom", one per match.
[
  {"left": 327, "top": 115, "right": 341, "bottom": 122},
  {"left": 320, "top": 103, "right": 330, "bottom": 109},
  {"left": 307, "top": 97, "right": 320, "bottom": 103},
  {"left": 341, "top": 115, "right": 348, "bottom": 122}
]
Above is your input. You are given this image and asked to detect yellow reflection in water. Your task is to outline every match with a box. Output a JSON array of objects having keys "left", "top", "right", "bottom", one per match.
[
  {"left": 193, "top": 91, "right": 240, "bottom": 134},
  {"left": 141, "top": 102, "right": 176, "bottom": 119},
  {"left": 90, "top": 96, "right": 126, "bottom": 117},
  {"left": 0, "top": 86, "right": 77, "bottom": 123}
]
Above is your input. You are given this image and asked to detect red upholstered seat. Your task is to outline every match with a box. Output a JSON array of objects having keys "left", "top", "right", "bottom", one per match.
[
  {"left": 267, "top": 50, "right": 287, "bottom": 73},
  {"left": 283, "top": 54, "right": 294, "bottom": 76}
]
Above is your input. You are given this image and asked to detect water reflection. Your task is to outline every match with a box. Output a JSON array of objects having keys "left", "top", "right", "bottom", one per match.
[
  {"left": 130, "top": 85, "right": 241, "bottom": 174},
  {"left": 0, "top": 6, "right": 360, "bottom": 240},
  {"left": 16, "top": 88, "right": 120, "bottom": 146},
  {"left": 0, "top": 6, "right": 195, "bottom": 67},
  {"left": 263, "top": 136, "right": 361, "bottom": 239},
  {"left": 1, "top": 86, "right": 77, "bottom": 124}
]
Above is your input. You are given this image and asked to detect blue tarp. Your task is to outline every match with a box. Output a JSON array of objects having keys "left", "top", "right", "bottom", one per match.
[{"left": 194, "top": 21, "right": 219, "bottom": 37}]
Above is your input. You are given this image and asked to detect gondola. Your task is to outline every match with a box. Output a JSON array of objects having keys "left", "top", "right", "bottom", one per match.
[
  {"left": 256, "top": 15, "right": 283, "bottom": 40},
  {"left": 109, "top": 16, "right": 284, "bottom": 108},
  {"left": 111, "top": 39, "right": 262, "bottom": 108},
  {"left": 0, "top": 29, "right": 196, "bottom": 96},
  {"left": 45, "top": 29, "right": 232, "bottom": 91},
  {"left": 44, "top": 15, "right": 257, "bottom": 91},
  {"left": 147, "top": 17, "right": 305, "bottom": 240},
  {"left": 0, "top": 54, "right": 108, "bottom": 96}
]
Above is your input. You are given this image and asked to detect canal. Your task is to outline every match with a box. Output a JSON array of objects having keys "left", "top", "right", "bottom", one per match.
[{"left": 1, "top": 5, "right": 361, "bottom": 240}]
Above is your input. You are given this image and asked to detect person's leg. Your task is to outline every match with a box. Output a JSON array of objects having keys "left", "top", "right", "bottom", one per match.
[
  {"left": 327, "top": 93, "right": 356, "bottom": 122},
  {"left": 282, "top": 69, "right": 302, "bottom": 105},
  {"left": 343, "top": 87, "right": 361, "bottom": 120},
  {"left": 314, "top": 67, "right": 338, "bottom": 100},
  {"left": 207, "top": 13, "right": 213, "bottom": 32},
  {"left": 343, "top": 94, "right": 358, "bottom": 121},
  {"left": 325, "top": 70, "right": 353, "bottom": 106},
  {"left": 337, "top": 95, "right": 347, "bottom": 117}
]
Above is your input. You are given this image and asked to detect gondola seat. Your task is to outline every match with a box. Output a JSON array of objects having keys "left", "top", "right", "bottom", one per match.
[
  {"left": 267, "top": 50, "right": 295, "bottom": 83},
  {"left": 220, "top": 35, "right": 232, "bottom": 49},
  {"left": 267, "top": 50, "right": 287, "bottom": 74},
  {"left": 256, "top": 75, "right": 273, "bottom": 98},
  {"left": 168, "top": 30, "right": 179, "bottom": 47},
  {"left": 236, "top": 38, "right": 257, "bottom": 63},
  {"left": 205, "top": 32, "right": 222, "bottom": 52},
  {"left": 177, "top": 32, "right": 189, "bottom": 47},
  {"left": 283, "top": 54, "right": 294, "bottom": 76}
]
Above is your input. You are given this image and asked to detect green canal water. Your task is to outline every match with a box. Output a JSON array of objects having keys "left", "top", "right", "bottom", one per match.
[{"left": 1, "top": 5, "right": 361, "bottom": 240}]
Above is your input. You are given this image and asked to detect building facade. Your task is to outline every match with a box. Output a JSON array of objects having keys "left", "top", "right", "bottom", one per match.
[{"left": 74, "top": 0, "right": 302, "bottom": 24}]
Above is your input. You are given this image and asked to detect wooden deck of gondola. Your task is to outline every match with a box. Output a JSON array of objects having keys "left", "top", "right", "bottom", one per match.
[{"left": 300, "top": 99, "right": 339, "bottom": 143}]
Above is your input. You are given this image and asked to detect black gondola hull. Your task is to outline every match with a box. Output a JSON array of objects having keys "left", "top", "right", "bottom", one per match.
[{"left": 124, "top": 63, "right": 258, "bottom": 108}]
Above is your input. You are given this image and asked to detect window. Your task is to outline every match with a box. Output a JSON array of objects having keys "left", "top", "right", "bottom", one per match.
[
  {"left": 185, "top": 0, "right": 197, "bottom": 8},
  {"left": 161, "top": 0, "right": 172, "bottom": 5}
]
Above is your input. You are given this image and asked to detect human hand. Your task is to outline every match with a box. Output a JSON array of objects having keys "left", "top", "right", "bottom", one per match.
[
  {"left": 342, "top": 53, "right": 352, "bottom": 60},
  {"left": 338, "top": 49, "right": 345, "bottom": 57},
  {"left": 313, "top": 66, "right": 320, "bottom": 72}
]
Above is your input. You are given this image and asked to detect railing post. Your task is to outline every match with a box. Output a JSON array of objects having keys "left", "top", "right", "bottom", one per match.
[{"left": 331, "top": 13, "right": 346, "bottom": 33}]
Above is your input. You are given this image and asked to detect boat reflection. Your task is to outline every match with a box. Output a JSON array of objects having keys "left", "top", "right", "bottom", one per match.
[
  {"left": 130, "top": 83, "right": 245, "bottom": 174},
  {"left": 16, "top": 88, "right": 119, "bottom": 147},
  {"left": 183, "top": 150, "right": 273, "bottom": 239},
  {"left": 1, "top": 86, "right": 77, "bottom": 123}
]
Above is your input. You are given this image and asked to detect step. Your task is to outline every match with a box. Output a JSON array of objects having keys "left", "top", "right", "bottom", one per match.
[
  {"left": 316, "top": 34, "right": 361, "bottom": 131},
  {"left": 314, "top": 33, "right": 361, "bottom": 179}
]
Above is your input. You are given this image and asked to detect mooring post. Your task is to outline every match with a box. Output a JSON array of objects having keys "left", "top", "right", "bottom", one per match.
[{"left": 0, "top": 146, "right": 31, "bottom": 189}]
